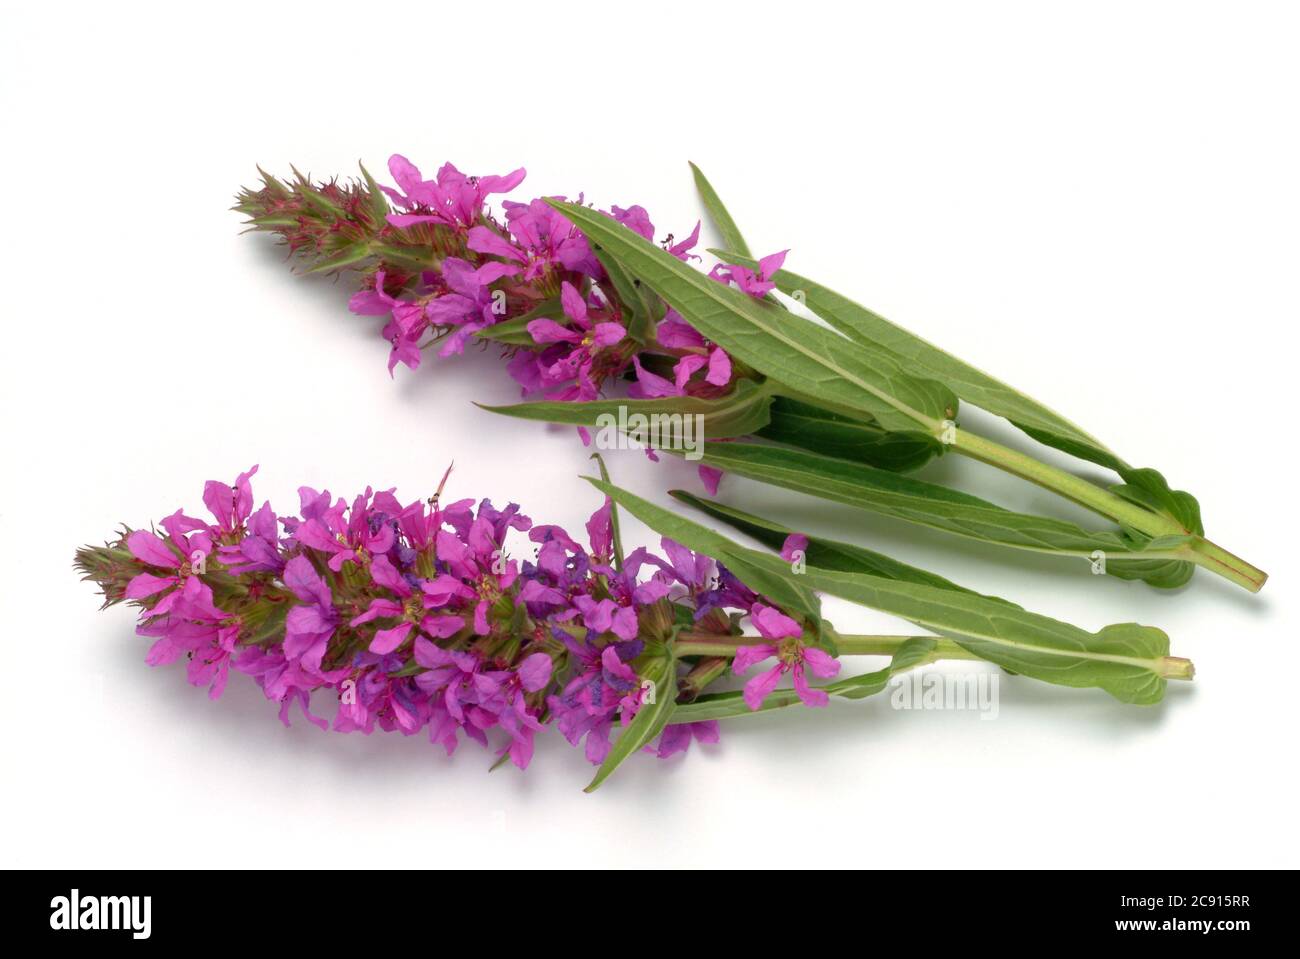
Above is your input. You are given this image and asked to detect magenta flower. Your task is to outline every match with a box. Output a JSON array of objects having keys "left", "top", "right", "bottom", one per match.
[
  {"left": 548, "top": 640, "right": 646, "bottom": 763},
  {"left": 627, "top": 354, "right": 681, "bottom": 399},
  {"left": 382, "top": 155, "right": 526, "bottom": 231},
  {"left": 478, "top": 652, "right": 553, "bottom": 769},
  {"left": 585, "top": 496, "right": 615, "bottom": 566},
  {"left": 469, "top": 197, "right": 601, "bottom": 281},
  {"left": 349, "top": 554, "right": 467, "bottom": 655},
  {"left": 665, "top": 221, "right": 702, "bottom": 261},
  {"left": 710, "top": 249, "right": 789, "bottom": 298},
  {"left": 333, "top": 652, "right": 429, "bottom": 737},
  {"left": 610, "top": 204, "right": 655, "bottom": 240},
  {"left": 293, "top": 489, "right": 396, "bottom": 572},
  {"left": 282, "top": 555, "right": 339, "bottom": 674},
  {"left": 348, "top": 270, "right": 432, "bottom": 373},
  {"left": 412, "top": 640, "right": 497, "bottom": 748},
  {"left": 732, "top": 603, "right": 840, "bottom": 710},
  {"left": 202, "top": 465, "right": 258, "bottom": 538},
  {"left": 123, "top": 511, "right": 214, "bottom": 614},
  {"left": 504, "top": 197, "right": 602, "bottom": 277},
  {"left": 655, "top": 310, "right": 733, "bottom": 392},
  {"left": 653, "top": 721, "right": 720, "bottom": 758},
  {"left": 135, "top": 575, "right": 234, "bottom": 697},
  {"left": 527, "top": 280, "right": 627, "bottom": 394},
  {"left": 780, "top": 533, "right": 809, "bottom": 562},
  {"left": 434, "top": 502, "right": 527, "bottom": 635},
  {"left": 671, "top": 347, "right": 732, "bottom": 391},
  {"left": 572, "top": 595, "right": 640, "bottom": 641},
  {"left": 698, "top": 465, "right": 724, "bottom": 496},
  {"left": 218, "top": 501, "right": 283, "bottom": 575},
  {"left": 656, "top": 312, "right": 706, "bottom": 350},
  {"left": 425, "top": 257, "right": 521, "bottom": 357}
]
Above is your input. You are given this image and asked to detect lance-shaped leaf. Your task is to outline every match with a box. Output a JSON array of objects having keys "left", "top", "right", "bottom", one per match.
[
  {"left": 546, "top": 200, "right": 957, "bottom": 437},
  {"left": 584, "top": 650, "right": 676, "bottom": 792},
  {"left": 689, "top": 161, "right": 752, "bottom": 258},
  {"left": 480, "top": 378, "right": 775, "bottom": 442},
  {"left": 591, "top": 245, "right": 661, "bottom": 345},
  {"left": 589, "top": 191, "right": 1216, "bottom": 572},
  {"left": 676, "top": 174, "right": 937, "bottom": 474},
  {"left": 672, "top": 638, "right": 939, "bottom": 722},
  {"left": 727, "top": 549, "right": 1180, "bottom": 705},
  {"left": 596, "top": 479, "right": 1186, "bottom": 705},
  {"left": 757, "top": 395, "right": 939, "bottom": 473},
  {"left": 582, "top": 478, "right": 821, "bottom": 629},
  {"left": 667, "top": 490, "right": 1014, "bottom": 603},
  {"left": 688, "top": 440, "right": 1196, "bottom": 586},
  {"left": 711, "top": 250, "right": 1115, "bottom": 463},
  {"left": 715, "top": 249, "right": 1208, "bottom": 541}
]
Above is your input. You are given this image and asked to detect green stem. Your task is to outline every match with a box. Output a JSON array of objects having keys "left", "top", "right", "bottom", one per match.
[
  {"left": 671, "top": 632, "right": 1195, "bottom": 723},
  {"left": 677, "top": 657, "right": 729, "bottom": 702},
  {"left": 676, "top": 632, "right": 979, "bottom": 661},
  {"left": 1184, "top": 538, "right": 1268, "bottom": 593},
  {"left": 952, "top": 428, "right": 1267, "bottom": 592},
  {"left": 953, "top": 429, "right": 1177, "bottom": 534},
  {"left": 677, "top": 632, "right": 1193, "bottom": 681}
]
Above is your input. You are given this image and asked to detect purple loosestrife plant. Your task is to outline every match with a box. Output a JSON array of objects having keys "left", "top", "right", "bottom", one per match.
[
  {"left": 236, "top": 158, "right": 1267, "bottom": 594},
  {"left": 78, "top": 466, "right": 1196, "bottom": 790}
]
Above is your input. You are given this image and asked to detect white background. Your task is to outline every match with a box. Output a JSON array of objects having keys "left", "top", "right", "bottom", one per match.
[{"left": 3, "top": 1, "right": 1297, "bottom": 869}]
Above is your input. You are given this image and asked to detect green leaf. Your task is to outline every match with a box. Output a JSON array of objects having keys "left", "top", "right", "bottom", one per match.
[
  {"left": 672, "top": 638, "right": 938, "bottom": 721},
  {"left": 728, "top": 550, "right": 1176, "bottom": 704},
  {"left": 712, "top": 250, "right": 1116, "bottom": 464},
  {"left": 584, "top": 652, "right": 676, "bottom": 792},
  {"left": 691, "top": 441, "right": 1196, "bottom": 583},
  {"left": 480, "top": 378, "right": 775, "bottom": 441},
  {"left": 689, "top": 162, "right": 752, "bottom": 258},
  {"left": 546, "top": 200, "right": 956, "bottom": 436},
  {"left": 474, "top": 298, "right": 564, "bottom": 346},
  {"left": 591, "top": 245, "right": 660, "bottom": 345},
  {"left": 601, "top": 479, "right": 1180, "bottom": 705},
  {"left": 667, "top": 490, "right": 1014, "bottom": 604},
  {"left": 757, "top": 395, "right": 939, "bottom": 472},
  {"left": 716, "top": 249, "right": 1209, "bottom": 550},
  {"left": 581, "top": 477, "right": 821, "bottom": 629}
]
